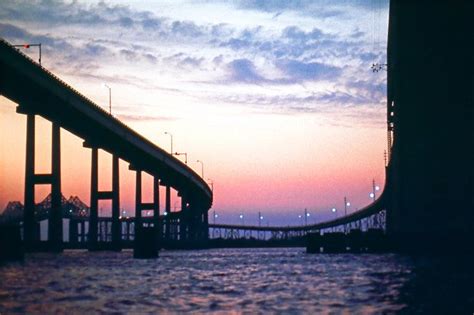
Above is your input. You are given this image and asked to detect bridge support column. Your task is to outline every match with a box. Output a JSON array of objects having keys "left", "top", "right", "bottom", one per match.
[
  {"left": 21, "top": 111, "right": 63, "bottom": 252},
  {"left": 134, "top": 170, "right": 142, "bottom": 237},
  {"left": 202, "top": 211, "right": 209, "bottom": 241},
  {"left": 111, "top": 155, "right": 121, "bottom": 251},
  {"left": 153, "top": 177, "right": 160, "bottom": 245},
  {"left": 48, "top": 122, "right": 62, "bottom": 252},
  {"left": 80, "top": 221, "right": 86, "bottom": 242},
  {"left": 164, "top": 185, "right": 171, "bottom": 241},
  {"left": 386, "top": 1, "right": 474, "bottom": 253},
  {"left": 88, "top": 147, "right": 98, "bottom": 250},
  {"left": 133, "top": 170, "right": 158, "bottom": 258},
  {"left": 86, "top": 145, "right": 121, "bottom": 251},
  {"left": 69, "top": 219, "right": 78, "bottom": 245},
  {"left": 179, "top": 194, "right": 188, "bottom": 241},
  {"left": 24, "top": 114, "right": 37, "bottom": 250}
]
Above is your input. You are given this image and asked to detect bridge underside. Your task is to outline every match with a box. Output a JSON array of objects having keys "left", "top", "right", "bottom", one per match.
[{"left": 386, "top": 1, "right": 474, "bottom": 252}]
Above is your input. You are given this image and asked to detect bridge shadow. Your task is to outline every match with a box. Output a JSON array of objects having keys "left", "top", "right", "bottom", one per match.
[{"left": 389, "top": 255, "right": 474, "bottom": 313}]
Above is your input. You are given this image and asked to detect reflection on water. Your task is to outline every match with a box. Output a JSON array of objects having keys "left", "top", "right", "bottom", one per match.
[{"left": 0, "top": 248, "right": 473, "bottom": 313}]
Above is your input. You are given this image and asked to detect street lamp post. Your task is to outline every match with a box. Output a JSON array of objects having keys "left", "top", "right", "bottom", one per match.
[
  {"left": 332, "top": 207, "right": 337, "bottom": 219},
  {"left": 13, "top": 43, "right": 42, "bottom": 65},
  {"left": 102, "top": 83, "right": 112, "bottom": 114},
  {"left": 304, "top": 208, "right": 310, "bottom": 226},
  {"left": 164, "top": 132, "right": 173, "bottom": 154},
  {"left": 344, "top": 197, "right": 351, "bottom": 217},
  {"left": 213, "top": 210, "right": 218, "bottom": 224},
  {"left": 207, "top": 179, "right": 214, "bottom": 192},
  {"left": 239, "top": 214, "right": 244, "bottom": 225},
  {"left": 344, "top": 197, "right": 351, "bottom": 233},
  {"left": 258, "top": 212, "right": 263, "bottom": 227},
  {"left": 370, "top": 179, "right": 380, "bottom": 201},
  {"left": 174, "top": 152, "right": 187, "bottom": 164},
  {"left": 196, "top": 160, "right": 204, "bottom": 178}
]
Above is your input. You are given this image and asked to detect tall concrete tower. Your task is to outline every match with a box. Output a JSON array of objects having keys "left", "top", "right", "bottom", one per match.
[{"left": 386, "top": 1, "right": 474, "bottom": 252}]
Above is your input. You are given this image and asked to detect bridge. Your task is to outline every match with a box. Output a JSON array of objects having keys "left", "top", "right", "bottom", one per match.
[
  {"left": 1, "top": 1, "right": 473, "bottom": 257},
  {"left": 0, "top": 37, "right": 212, "bottom": 256},
  {"left": 1, "top": 189, "right": 386, "bottom": 251}
]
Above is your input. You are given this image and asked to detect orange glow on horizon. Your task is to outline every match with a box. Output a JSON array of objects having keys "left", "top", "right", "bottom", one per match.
[{"left": 1, "top": 92, "right": 386, "bottom": 221}]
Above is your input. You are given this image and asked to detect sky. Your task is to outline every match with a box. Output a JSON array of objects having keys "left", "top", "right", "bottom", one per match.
[{"left": 0, "top": 0, "right": 389, "bottom": 226}]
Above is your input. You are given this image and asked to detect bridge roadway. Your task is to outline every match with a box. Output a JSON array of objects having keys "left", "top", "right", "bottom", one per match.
[
  {"left": 0, "top": 38, "right": 211, "bottom": 205},
  {"left": 209, "top": 170, "right": 387, "bottom": 235},
  {"left": 0, "top": 38, "right": 212, "bottom": 253},
  {"left": 209, "top": 196, "right": 384, "bottom": 233}
]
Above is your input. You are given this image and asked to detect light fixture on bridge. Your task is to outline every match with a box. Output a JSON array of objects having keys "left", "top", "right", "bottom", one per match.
[
  {"left": 164, "top": 211, "right": 168, "bottom": 216},
  {"left": 196, "top": 160, "right": 204, "bottom": 178},
  {"left": 174, "top": 152, "right": 188, "bottom": 164},
  {"left": 344, "top": 196, "right": 351, "bottom": 217},
  {"left": 164, "top": 132, "right": 173, "bottom": 154},
  {"left": 102, "top": 83, "right": 112, "bottom": 114},
  {"left": 239, "top": 214, "right": 244, "bottom": 225},
  {"left": 371, "top": 179, "right": 380, "bottom": 201},
  {"left": 212, "top": 210, "right": 218, "bottom": 224},
  {"left": 303, "top": 208, "right": 310, "bottom": 225},
  {"left": 258, "top": 212, "right": 263, "bottom": 227},
  {"left": 207, "top": 178, "right": 214, "bottom": 192},
  {"left": 13, "top": 43, "right": 42, "bottom": 65}
]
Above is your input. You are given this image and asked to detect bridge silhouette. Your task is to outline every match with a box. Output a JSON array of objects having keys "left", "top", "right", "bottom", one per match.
[
  {"left": 0, "top": 35, "right": 212, "bottom": 256},
  {"left": 1, "top": 1, "right": 472, "bottom": 258}
]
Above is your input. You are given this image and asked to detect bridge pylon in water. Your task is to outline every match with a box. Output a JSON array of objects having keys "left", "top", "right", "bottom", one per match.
[{"left": 386, "top": 1, "right": 474, "bottom": 253}]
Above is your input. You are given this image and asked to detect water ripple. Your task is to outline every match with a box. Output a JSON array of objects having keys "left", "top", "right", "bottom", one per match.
[{"left": 1, "top": 248, "right": 474, "bottom": 313}]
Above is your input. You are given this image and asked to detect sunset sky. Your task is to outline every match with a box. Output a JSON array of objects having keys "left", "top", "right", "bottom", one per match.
[{"left": 0, "top": 0, "right": 389, "bottom": 226}]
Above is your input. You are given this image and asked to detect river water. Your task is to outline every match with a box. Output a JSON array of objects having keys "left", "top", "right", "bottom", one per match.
[{"left": 1, "top": 248, "right": 473, "bottom": 314}]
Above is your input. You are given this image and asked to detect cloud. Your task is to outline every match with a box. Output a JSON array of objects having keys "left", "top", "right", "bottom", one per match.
[
  {"left": 235, "top": 0, "right": 344, "bottom": 17},
  {"left": 0, "top": 0, "right": 388, "bottom": 127},
  {"left": 282, "top": 26, "right": 324, "bottom": 42},
  {"left": 222, "top": 58, "right": 342, "bottom": 85},
  {"left": 117, "top": 113, "right": 178, "bottom": 122},
  {"left": 143, "top": 53, "right": 158, "bottom": 64},
  {"left": 201, "top": 89, "right": 385, "bottom": 127},
  {"left": 0, "top": 23, "right": 28, "bottom": 38},
  {"left": 141, "top": 17, "right": 163, "bottom": 30},
  {"left": 226, "top": 58, "right": 266, "bottom": 83},
  {"left": 276, "top": 59, "right": 342, "bottom": 82},
  {"left": 85, "top": 43, "right": 108, "bottom": 56},
  {"left": 233, "top": 0, "right": 388, "bottom": 16},
  {"left": 220, "top": 37, "right": 252, "bottom": 50},
  {"left": 212, "top": 89, "right": 373, "bottom": 108},
  {"left": 170, "top": 20, "right": 203, "bottom": 38},
  {"left": 162, "top": 52, "right": 205, "bottom": 69},
  {"left": 179, "top": 56, "right": 204, "bottom": 68},
  {"left": 119, "top": 49, "right": 138, "bottom": 61}
]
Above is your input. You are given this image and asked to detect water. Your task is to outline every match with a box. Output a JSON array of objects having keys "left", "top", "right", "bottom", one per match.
[{"left": 1, "top": 248, "right": 473, "bottom": 314}]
